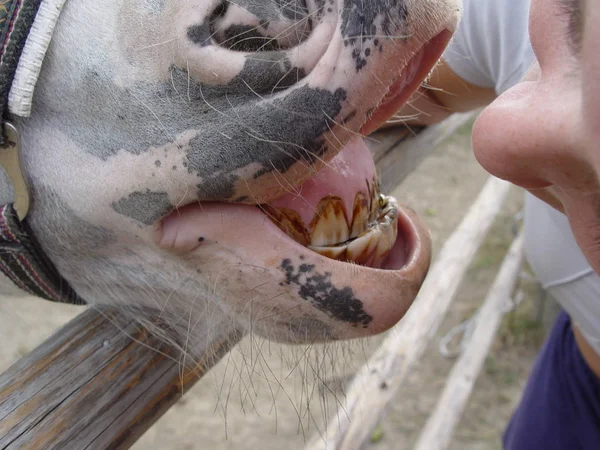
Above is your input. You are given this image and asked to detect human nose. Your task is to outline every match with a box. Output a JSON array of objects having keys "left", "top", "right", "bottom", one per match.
[{"left": 471, "top": 77, "right": 584, "bottom": 192}]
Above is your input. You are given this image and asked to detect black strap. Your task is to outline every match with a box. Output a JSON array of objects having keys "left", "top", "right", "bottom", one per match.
[
  {"left": 0, "top": 203, "right": 86, "bottom": 304},
  {"left": 0, "top": 0, "right": 86, "bottom": 305}
]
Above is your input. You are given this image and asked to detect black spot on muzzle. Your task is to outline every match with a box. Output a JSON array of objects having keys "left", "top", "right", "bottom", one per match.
[
  {"left": 280, "top": 258, "right": 373, "bottom": 327},
  {"left": 341, "top": 0, "right": 409, "bottom": 71}
]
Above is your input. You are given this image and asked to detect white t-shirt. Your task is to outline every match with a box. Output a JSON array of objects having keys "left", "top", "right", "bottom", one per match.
[
  {"left": 443, "top": 0, "right": 600, "bottom": 352},
  {"left": 443, "top": 0, "right": 534, "bottom": 95}
]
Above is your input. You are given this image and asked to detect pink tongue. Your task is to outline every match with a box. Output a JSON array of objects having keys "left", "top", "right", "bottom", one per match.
[{"left": 268, "top": 138, "right": 377, "bottom": 224}]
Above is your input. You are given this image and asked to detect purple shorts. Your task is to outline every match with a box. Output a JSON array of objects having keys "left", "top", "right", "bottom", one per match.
[{"left": 503, "top": 311, "right": 600, "bottom": 449}]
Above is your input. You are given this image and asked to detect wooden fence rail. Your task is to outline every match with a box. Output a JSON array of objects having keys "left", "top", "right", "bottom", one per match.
[{"left": 0, "top": 308, "right": 241, "bottom": 450}]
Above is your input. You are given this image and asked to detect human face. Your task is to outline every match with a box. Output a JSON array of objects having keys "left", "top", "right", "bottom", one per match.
[{"left": 471, "top": 0, "right": 600, "bottom": 273}]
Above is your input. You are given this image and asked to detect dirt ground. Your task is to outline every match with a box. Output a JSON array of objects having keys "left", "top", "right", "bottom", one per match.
[{"left": 0, "top": 118, "right": 550, "bottom": 449}]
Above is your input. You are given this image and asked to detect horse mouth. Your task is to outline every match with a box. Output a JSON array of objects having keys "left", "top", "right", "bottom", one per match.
[
  {"left": 154, "top": 28, "right": 451, "bottom": 339},
  {"left": 258, "top": 137, "right": 422, "bottom": 272},
  {"left": 254, "top": 30, "right": 451, "bottom": 271}
]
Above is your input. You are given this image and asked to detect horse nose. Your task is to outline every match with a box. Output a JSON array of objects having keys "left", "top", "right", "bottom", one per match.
[
  {"left": 183, "top": 0, "right": 413, "bottom": 95},
  {"left": 183, "top": 0, "right": 338, "bottom": 94}
]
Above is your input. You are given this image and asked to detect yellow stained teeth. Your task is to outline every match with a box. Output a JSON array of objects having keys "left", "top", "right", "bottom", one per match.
[
  {"left": 309, "top": 197, "right": 398, "bottom": 266},
  {"left": 350, "top": 192, "right": 369, "bottom": 238},
  {"left": 308, "top": 244, "right": 347, "bottom": 261},
  {"left": 309, "top": 196, "right": 349, "bottom": 246},
  {"left": 261, "top": 204, "right": 310, "bottom": 246},
  {"left": 346, "top": 227, "right": 380, "bottom": 263},
  {"left": 370, "top": 200, "right": 398, "bottom": 266},
  {"left": 368, "top": 179, "right": 380, "bottom": 224},
  {"left": 264, "top": 178, "right": 399, "bottom": 266},
  {"left": 379, "top": 193, "right": 388, "bottom": 209}
]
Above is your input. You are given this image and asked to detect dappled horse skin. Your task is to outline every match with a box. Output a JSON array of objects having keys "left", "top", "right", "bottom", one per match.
[{"left": 2, "top": 0, "right": 460, "bottom": 350}]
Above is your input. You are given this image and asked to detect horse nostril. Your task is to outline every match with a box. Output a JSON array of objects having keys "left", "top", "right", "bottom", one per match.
[
  {"left": 214, "top": 22, "right": 284, "bottom": 53},
  {"left": 208, "top": 0, "right": 312, "bottom": 53},
  {"left": 208, "top": 0, "right": 229, "bottom": 25}
]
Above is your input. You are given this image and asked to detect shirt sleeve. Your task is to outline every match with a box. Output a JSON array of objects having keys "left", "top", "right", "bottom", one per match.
[{"left": 443, "top": 0, "right": 536, "bottom": 94}]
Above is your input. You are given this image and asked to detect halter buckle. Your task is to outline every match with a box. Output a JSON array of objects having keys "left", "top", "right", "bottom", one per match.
[{"left": 0, "top": 122, "right": 29, "bottom": 220}]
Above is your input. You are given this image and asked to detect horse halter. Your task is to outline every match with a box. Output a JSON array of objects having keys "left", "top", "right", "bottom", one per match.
[{"left": 0, "top": 0, "right": 85, "bottom": 304}]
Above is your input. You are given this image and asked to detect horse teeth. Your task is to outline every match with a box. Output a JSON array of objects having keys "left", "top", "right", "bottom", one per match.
[
  {"left": 346, "top": 228, "right": 380, "bottom": 263},
  {"left": 308, "top": 244, "right": 347, "bottom": 261},
  {"left": 262, "top": 181, "right": 399, "bottom": 266},
  {"left": 261, "top": 204, "right": 310, "bottom": 246},
  {"left": 310, "top": 206, "right": 398, "bottom": 266},
  {"left": 310, "top": 195, "right": 399, "bottom": 266},
  {"left": 350, "top": 192, "right": 369, "bottom": 238},
  {"left": 368, "top": 179, "right": 380, "bottom": 224},
  {"left": 308, "top": 196, "right": 350, "bottom": 246},
  {"left": 369, "top": 199, "right": 398, "bottom": 266}
]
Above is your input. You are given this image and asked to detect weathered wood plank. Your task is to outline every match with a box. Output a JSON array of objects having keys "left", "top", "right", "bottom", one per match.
[
  {"left": 0, "top": 313, "right": 137, "bottom": 443},
  {"left": 413, "top": 232, "right": 524, "bottom": 450},
  {"left": 306, "top": 176, "right": 511, "bottom": 450},
  {"left": 0, "top": 308, "right": 241, "bottom": 450},
  {"left": 0, "top": 308, "right": 112, "bottom": 406}
]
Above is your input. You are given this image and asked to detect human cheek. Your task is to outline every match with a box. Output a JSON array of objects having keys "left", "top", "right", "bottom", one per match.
[
  {"left": 529, "top": 0, "right": 574, "bottom": 70},
  {"left": 582, "top": 7, "right": 600, "bottom": 164}
]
